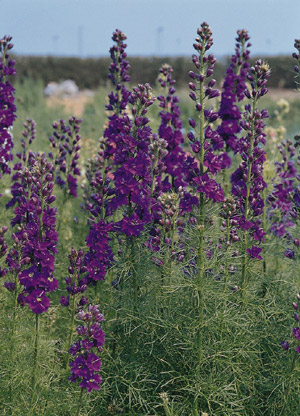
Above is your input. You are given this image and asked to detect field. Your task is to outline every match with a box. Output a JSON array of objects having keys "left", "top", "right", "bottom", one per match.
[{"left": 1, "top": 27, "right": 300, "bottom": 416}]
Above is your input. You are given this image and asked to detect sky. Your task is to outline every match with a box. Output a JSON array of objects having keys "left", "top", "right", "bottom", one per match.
[{"left": 1, "top": 0, "right": 299, "bottom": 58}]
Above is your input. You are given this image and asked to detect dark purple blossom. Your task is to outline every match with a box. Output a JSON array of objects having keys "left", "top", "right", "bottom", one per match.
[
  {"left": 85, "top": 220, "right": 113, "bottom": 284},
  {"left": 184, "top": 23, "right": 228, "bottom": 210},
  {"left": 68, "top": 304, "right": 105, "bottom": 393},
  {"left": 268, "top": 139, "right": 297, "bottom": 237},
  {"left": 157, "top": 64, "right": 187, "bottom": 189},
  {"left": 49, "top": 117, "right": 81, "bottom": 197},
  {"left": 281, "top": 340, "right": 289, "bottom": 351},
  {"left": 60, "top": 248, "right": 88, "bottom": 307},
  {"left": 284, "top": 249, "right": 295, "bottom": 259},
  {"left": 246, "top": 245, "right": 263, "bottom": 260},
  {"left": 218, "top": 29, "right": 251, "bottom": 153},
  {"left": 6, "top": 153, "right": 58, "bottom": 313}
]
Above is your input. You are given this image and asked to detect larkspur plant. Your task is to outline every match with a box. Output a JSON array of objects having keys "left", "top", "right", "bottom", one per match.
[
  {"left": 0, "top": 35, "right": 16, "bottom": 181},
  {"left": 49, "top": 117, "right": 81, "bottom": 198},
  {"left": 268, "top": 138, "right": 297, "bottom": 238},
  {"left": 230, "top": 59, "right": 270, "bottom": 295},
  {"left": 157, "top": 64, "right": 187, "bottom": 189},
  {"left": 68, "top": 304, "right": 105, "bottom": 415},
  {"left": 4, "top": 24, "right": 300, "bottom": 416},
  {"left": 6, "top": 152, "right": 58, "bottom": 314},
  {"left": 218, "top": 29, "right": 251, "bottom": 154}
]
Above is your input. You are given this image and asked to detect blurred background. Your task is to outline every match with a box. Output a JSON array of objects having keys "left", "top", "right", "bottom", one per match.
[{"left": 1, "top": 0, "right": 300, "bottom": 157}]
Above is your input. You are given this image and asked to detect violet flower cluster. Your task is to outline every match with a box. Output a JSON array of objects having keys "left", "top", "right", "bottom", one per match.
[
  {"left": 82, "top": 153, "right": 113, "bottom": 220},
  {"left": 16, "top": 118, "right": 36, "bottom": 162},
  {"left": 268, "top": 139, "right": 297, "bottom": 237},
  {"left": 157, "top": 64, "right": 187, "bottom": 189},
  {"left": 183, "top": 22, "right": 230, "bottom": 211},
  {"left": 218, "top": 29, "right": 251, "bottom": 153},
  {"left": 49, "top": 117, "right": 81, "bottom": 197},
  {"left": 60, "top": 248, "right": 88, "bottom": 307},
  {"left": 293, "top": 38, "right": 300, "bottom": 89},
  {"left": 0, "top": 35, "right": 16, "bottom": 179},
  {"left": 83, "top": 29, "right": 132, "bottom": 284},
  {"left": 5, "top": 153, "right": 58, "bottom": 314},
  {"left": 69, "top": 304, "right": 105, "bottom": 392},
  {"left": 85, "top": 220, "right": 114, "bottom": 284},
  {"left": 281, "top": 294, "right": 300, "bottom": 353},
  {"left": 106, "top": 29, "right": 131, "bottom": 115},
  {"left": 0, "top": 225, "right": 8, "bottom": 280},
  {"left": 107, "top": 83, "right": 156, "bottom": 237},
  {"left": 231, "top": 60, "right": 270, "bottom": 258}
]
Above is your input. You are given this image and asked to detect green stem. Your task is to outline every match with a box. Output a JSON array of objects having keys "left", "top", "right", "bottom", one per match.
[
  {"left": 195, "top": 45, "right": 206, "bottom": 364},
  {"left": 9, "top": 284, "right": 18, "bottom": 400},
  {"left": 76, "top": 388, "right": 85, "bottom": 416},
  {"left": 240, "top": 97, "right": 257, "bottom": 302},
  {"left": 262, "top": 188, "right": 267, "bottom": 278},
  {"left": 224, "top": 217, "right": 231, "bottom": 292},
  {"left": 31, "top": 314, "right": 40, "bottom": 401},
  {"left": 66, "top": 294, "right": 77, "bottom": 370},
  {"left": 280, "top": 351, "right": 297, "bottom": 414},
  {"left": 130, "top": 239, "right": 138, "bottom": 358}
]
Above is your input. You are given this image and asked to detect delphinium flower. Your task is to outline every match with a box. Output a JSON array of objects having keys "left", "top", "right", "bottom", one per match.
[
  {"left": 150, "top": 189, "right": 184, "bottom": 264},
  {"left": 6, "top": 120, "right": 37, "bottom": 211},
  {"left": 109, "top": 83, "right": 156, "bottom": 238},
  {"left": 218, "top": 29, "right": 251, "bottom": 154},
  {"left": 184, "top": 24, "right": 230, "bottom": 272},
  {"left": 6, "top": 152, "right": 58, "bottom": 314},
  {"left": 106, "top": 29, "right": 131, "bottom": 117},
  {"left": 0, "top": 35, "right": 16, "bottom": 181},
  {"left": 157, "top": 64, "right": 187, "bottom": 189},
  {"left": 5, "top": 152, "right": 58, "bottom": 394},
  {"left": 183, "top": 23, "right": 230, "bottom": 373},
  {"left": 230, "top": 59, "right": 270, "bottom": 297},
  {"left": 292, "top": 38, "right": 300, "bottom": 90},
  {"left": 183, "top": 22, "right": 230, "bottom": 216},
  {"left": 267, "top": 139, "right": 297, "bottom": 238},
  {"left": 49, "top": 116, "right": 81, "bottom": 197},
  {"left": 82, "top": 146, "right": 114, "bottom": 220},
  {"left": 0, "top": 226, "right": 8, "bottom": 277},
  {"left": 68, "top": 304, "right": 105, "bottom": 414},
  {"left": 281, "top": 294, "right": 300, "bottom": 409},
  {"left": 84, "top": 220, "right": 114, "bottom": 285},
  {"left": 219, "top": 196, "right": 240, "bottom": 290},
  {"left": 61, "top": 248, "right": 89, "bottom": 367},
  {"left": 83, "top": 29, "right": 131, "bottom": 286},
  {"left": 16, "top": 118, "right": 36, "bottom": 162}
]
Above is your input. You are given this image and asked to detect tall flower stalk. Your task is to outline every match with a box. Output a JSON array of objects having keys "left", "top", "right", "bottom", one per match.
[
  {"left": 218, "top": 29, "right": 251, "bottom": 155},
  {"left": 6, "top": 151, "right": 58, "bottom": 396},
  {"left": 68, "top": 305, "right": 105, "bottom": 415},
  {"left": 231, "top": 60, "right": 270, "bottom": 299},
  {"left": 185, "top": 23, "right": 229, "bottom": 363},
  {"left": 49, "top": 117, "right": 81, "bottom": 198},
  {"left": 0, "top": 35, "right": 16, "bottom": 183}
]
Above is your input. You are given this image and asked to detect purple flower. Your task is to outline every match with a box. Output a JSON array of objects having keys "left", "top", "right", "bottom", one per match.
[
  {"left": 292, "top": 327, "right": 300, "bottom": 340},
  {"left": 281, "top": 340, "right": 289, "bottom": 350},
  {"left": 246, "top": 245, "right": 263, "bottom": 260},
  {"left": 0, "top": 35, "right": 16, "bottom": 180},
  {"left": 49, "top": 117, "right": 81, "bottom": 197},
  {"left": 184, "top": 23, "right": 226, "bottom": 209},
  {"left": 26, "top": 289, "right": 50, "bottom": 314},
  {"left": 68, "top": 304, "right": 105, "bottom": 393},
  {"left": 218, "top": 30, "right": 251, "bottom": 153},
  {"left": 284, "top": 249, "right": 295, "bottom": 259},
  {"left": 6, "top": 153, "right": 58, "bottom": 313},
  {"left": 157, "top": 64, "right": 187, "bottom": 189},
  {"left": 4, "top": 281, "right": 16, "bottom": 292},
  {"left": 85, "top": 220, "right": 113, "bottom": 284}
]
